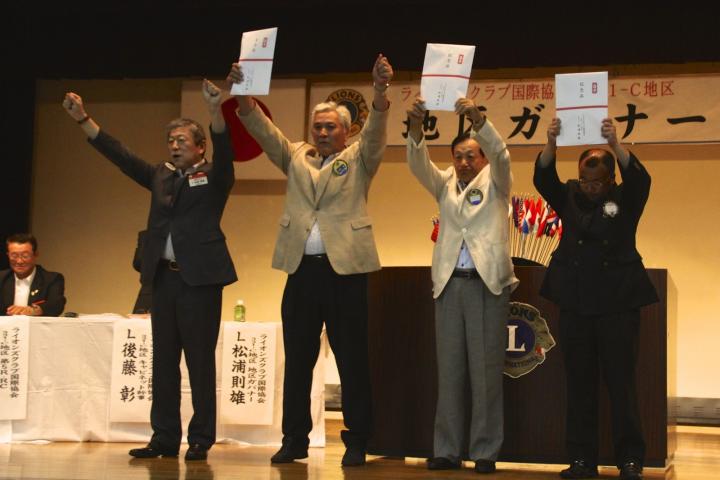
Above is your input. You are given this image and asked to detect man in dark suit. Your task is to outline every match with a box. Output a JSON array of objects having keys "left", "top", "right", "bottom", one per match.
[
  {"left": 534, "top": 117, "right": 658, "bottom": 480},
  {"left": 1, "top": 233, "right": 66, "bottom": 316},
  {"left": 62, "top": 79, "right": 237, "bottom": 461},
  {"left": 132, "top": 230, "right": 152, "bottom": 314}
]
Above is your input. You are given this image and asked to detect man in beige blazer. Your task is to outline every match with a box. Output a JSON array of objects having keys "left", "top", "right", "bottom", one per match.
[
  {"left": 406, "top": 97, "right": 518, "bottom": 474},
  {"left": 227, "top": 54, "right": 393, "bottom": 466}
]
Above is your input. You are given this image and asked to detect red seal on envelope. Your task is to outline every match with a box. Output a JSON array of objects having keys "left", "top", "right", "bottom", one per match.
[{"left": 221, "top": 97, "right": 273, "bottom": 162}]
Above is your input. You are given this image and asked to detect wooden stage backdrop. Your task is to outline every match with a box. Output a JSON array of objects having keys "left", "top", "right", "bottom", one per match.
[{"left": 366, "top": 266, "right": 671, "bottom": 467}]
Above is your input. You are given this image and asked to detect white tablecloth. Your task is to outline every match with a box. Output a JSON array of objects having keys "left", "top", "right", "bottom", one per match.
[{"left": 0, "top": 316, "right": 325, "bottom": 446}]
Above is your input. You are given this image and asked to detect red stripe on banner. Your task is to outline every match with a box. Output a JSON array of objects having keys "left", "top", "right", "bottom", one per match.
[
  {"left": 238, "top": 58, "right": 273, "bottom": 62},
  {"left": 421, "top": 74, "right": 471, "bottom": 80},
  {"left": 556, "top": 105, "right": 608, "bottom": 111}
]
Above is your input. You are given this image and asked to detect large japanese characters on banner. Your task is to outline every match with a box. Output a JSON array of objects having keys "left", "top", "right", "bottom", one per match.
[
  {"left": 109, "top": 319, "right": 153, "bottom": 422},
  {"left": 0, "top": 317, "right": 29, "bottom": 420},
  {"left": 310, "top": 75, "right": 720, "bottom": 146},
  {"left": 220, "top": 322, "right": 277, "bottom": 425}
]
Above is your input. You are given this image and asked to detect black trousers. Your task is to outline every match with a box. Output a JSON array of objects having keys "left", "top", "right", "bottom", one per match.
[
  {"left": 149, "top": 263, "right": 222, "bottom": 450},
  {"left": 280, "top": 254, "right": 372, "bottom": 449},
  {"left": 560, "top": 309, "right": 645, "bottom": 468}
]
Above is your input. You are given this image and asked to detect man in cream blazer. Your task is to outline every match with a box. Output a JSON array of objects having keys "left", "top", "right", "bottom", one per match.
[
  {"left": 406, "top": 97, "right": 518, "bottom": 474},
  {"left": 228, "top": 55, "right": 393, "bottom": 467}
]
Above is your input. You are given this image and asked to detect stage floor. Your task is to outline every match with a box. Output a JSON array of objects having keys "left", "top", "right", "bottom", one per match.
[{"left": 0, "top": 420, "right": 717, "bottom": 479}]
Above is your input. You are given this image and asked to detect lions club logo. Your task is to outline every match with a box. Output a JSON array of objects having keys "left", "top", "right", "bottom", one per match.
[
  {"left": 504, "top": 302, "right": 556, "bottom": 378},
  {"left": 326, "top": 89, "right": 369, "bottom": 137},
  {"left": 332, "top": 159, "right": 349, "bottom": 176}
]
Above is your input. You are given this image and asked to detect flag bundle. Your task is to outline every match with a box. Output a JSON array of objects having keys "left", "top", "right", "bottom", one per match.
[
  {"left": 509, "top": 194, "right": 563, "bottom": 266},
  {"left": 430, "top": 215, "right": 440, "bottom": 243}
]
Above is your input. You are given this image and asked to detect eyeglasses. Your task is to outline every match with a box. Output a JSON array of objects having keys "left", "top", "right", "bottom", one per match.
[
  {"left": 578, "top": 177, "right": 611, "bottom": 189},
  {"left": 8, "top": 252, "right": 34, "bottom": 261},
  {"left": 168, "top": 135, "right": 190, "bottom": 146}
]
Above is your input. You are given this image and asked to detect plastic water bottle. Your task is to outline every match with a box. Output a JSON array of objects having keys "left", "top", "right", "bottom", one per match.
[{"left": 234, "top": 299, "right": 246, "bottom": 322}]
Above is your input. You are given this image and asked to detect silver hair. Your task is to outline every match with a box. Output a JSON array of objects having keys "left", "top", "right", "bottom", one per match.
[{"left": 311, "top": 102, "right": 351, "bottom": 131}]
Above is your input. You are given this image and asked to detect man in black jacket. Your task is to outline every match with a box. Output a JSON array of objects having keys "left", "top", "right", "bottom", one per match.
[
  {"left": 62, "top": 79, "right": 237, "bottom": 461},
  {"left": 132, "top": 230, "right": 152, "bottom": 314},
  {"left": 534, "top": 117, "right": 658, "bottom": 480},
  {"left": 1, "top": 233, "right": 65, "bottom": 316}
]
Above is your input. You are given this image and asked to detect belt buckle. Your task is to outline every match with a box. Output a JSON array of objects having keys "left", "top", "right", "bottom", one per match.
[
  {"left": 454, "top": 269, "right": 475, "bottom": 278},
  {"left": 168, "top": 260, "right": 180, "bottom": 271}
]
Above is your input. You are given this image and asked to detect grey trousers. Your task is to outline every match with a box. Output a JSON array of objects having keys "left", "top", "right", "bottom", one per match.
[{"left": 433, "top": 276, "right": 509, "bottom": 462}]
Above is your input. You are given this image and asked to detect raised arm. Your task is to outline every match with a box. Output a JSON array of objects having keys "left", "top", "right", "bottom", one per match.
[
  {"left": 538, "top": 117, "right": 560, "bottom": 168},
  {"left": 455, "top": 97, "right": 511, "bottom": 195},
  {"left": 202, "top": 79, "right": 226, "bottom": 134},
  {"left": 371, "top": 54, "right": 393, "bottom": 112},
  {"left": 354, "top": 54, "right": 393, "bottom": 177},
  {"left": 203, "top": 79, "right": 235, "bottom": 190},
  {"left": 406, "top": 98, "right": 446, "bottom": 199},
  {"left": 533, "top": 117, "right": 565, "bottom": 212},
  {"left": 62, "top": 92, "right": 154, "bottom": 189},
  {"left": 610, "top": 112, "right": 650, "bottom": 214},
  {"left": 62, "top": 92, "right": 100, "bottom": 140},
  {"left": 226, "top": 63, "right": 255, "bottom": 115},
  {"left": 226, "top": 63, "right": 294, "bottom": 174},
  {"left": 601, "top": 117, "right": 630, "bottom": 168}
]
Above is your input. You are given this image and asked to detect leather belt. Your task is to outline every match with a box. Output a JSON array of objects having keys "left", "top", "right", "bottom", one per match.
[
  {"left": 303, "top": 254, "right": 328, "bottom": 260},
  {"left": 159, "top": 259, "right": 180, "bottom": 271},
  {"left": 451, "top": 269, "right": 479, "bottom": 279}
]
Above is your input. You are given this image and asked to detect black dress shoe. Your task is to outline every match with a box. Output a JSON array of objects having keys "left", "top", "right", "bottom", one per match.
[
  {"left": 185, "top": 444, "right": 209, "bottom": 461},
  {"left": 341, "top": 446, "right": 366, "bottom": 466},
  {"left": 427, "top": 457, "right": 461, "bottom": 470},
  {"left": 560, "top": 460, "right": 598, "bottom": 478},
  {"left": 128, "top": 444, "right": 178, "bottom": 458},
  {"left": 474, "top": 459, "right": 496, "bottom": 474},
  {"left": 270, "top": 444, "right": 308, "bottom": 463},
  {"left": 620, "top": 461, "right": 643, "bottom": 480}
]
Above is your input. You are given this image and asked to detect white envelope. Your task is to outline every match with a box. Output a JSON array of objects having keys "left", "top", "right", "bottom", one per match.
[
  {"left": 555, "top": 71, "right": 608, "bottom": 146},
  {"left": 420, "top": 43, "right": 475, "bottom": 111},
  {"left": 231, "top": 27, "right": 278, "bottom": 96}
]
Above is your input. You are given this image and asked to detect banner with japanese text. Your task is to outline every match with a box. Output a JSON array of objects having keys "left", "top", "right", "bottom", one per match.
[
  {"left": 310, "top": 74, "right": 720, "bottom": 146},
  {"left": 0, "top": 317, "right": 29, "bottom": 420},
  {"left": 219, "top": 322, "right": 277, "bottom": 425},
  {"left": 109, "top": 318, "right": 153, "bottom": 422}
]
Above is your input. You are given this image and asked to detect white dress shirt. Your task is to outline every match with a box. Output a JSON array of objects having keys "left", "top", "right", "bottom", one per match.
[
  {"left": 13, "top": 268, "right": 37, "bottom": 307},
  {"left": 162, "top": 158, "right": 207, "bottom": 261},
  {"left": 454, "top": 181, "right": 477, "bottom": 270},
  {"left": 304, "top": 153, "right": 338, "bottom": 255}
]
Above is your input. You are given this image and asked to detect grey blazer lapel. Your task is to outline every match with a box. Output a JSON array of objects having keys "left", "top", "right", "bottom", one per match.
[{"left": 302, "top": 148, "right": 322, "bottom": 199}]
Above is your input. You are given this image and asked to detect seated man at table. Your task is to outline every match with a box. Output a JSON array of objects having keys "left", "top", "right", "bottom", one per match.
[{"left": 1, "top": 233, "right": 66, "bottom": 316}]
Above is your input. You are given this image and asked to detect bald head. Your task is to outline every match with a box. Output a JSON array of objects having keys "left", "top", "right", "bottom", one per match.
[{"left": 578, "top": 149, "right": 616, "bottom": 201}]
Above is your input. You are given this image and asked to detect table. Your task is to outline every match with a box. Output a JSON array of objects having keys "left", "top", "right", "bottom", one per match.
[{"left": 0, "top": 317, "right": 325, "bottom": 446}]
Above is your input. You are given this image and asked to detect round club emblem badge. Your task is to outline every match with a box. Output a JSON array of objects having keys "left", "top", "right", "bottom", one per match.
[
  {"left": 326, "top": 89, "right": 369, "bottom": 138},
  {"left": 332, "top": 159, "right": 349, "bottom": 176},
  {"left": 602, "top": 200, "right": 620, "bottom": 218},
  {"left": 467, "top": 188, "right": 483, "bottom": 205},
  {"left": 504, "top": 302, "right": 556, "bottom": 378}
]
